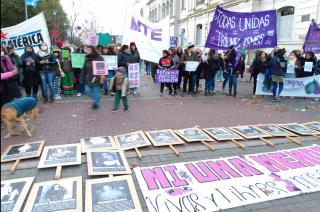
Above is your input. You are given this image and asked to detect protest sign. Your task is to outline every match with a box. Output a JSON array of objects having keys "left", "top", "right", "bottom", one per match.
[
  {"left": 256, "top": 74, "right": 320, "bottom": 97},
  {"left": 101, "top": 55, "right": 118, "bottom": 70},
  {"left": 71, "top": 53, "right": 86, "bottom": 68},
  {"left": 123, "top": 13, "right": 170, "bottom": 63},
  {"left": 303, "top": 20, "right": 320, "bottom": 53},
  {"left": 97, "top": 33, "right": 111, "bottom": 46},
  {"left": 86, "top": 35, "right": 99, "bottom": 46},
  {"left": 303, "top": 121, "right": 320, "bottom": 131},
  {"left": 114, "top": 131, "right": 151, "bottom": 151},
  {"left": 128, "top": 63, "right": 140, "bottom": 88},
  {"left": 170, "top": 36, "right": 179, "bottom": 48},
  {"left": 80, "top": 136, "right": 117, "bottom": 153},
  {"left": 287, "top": 63, "right": 294, "bottom": 74},
  {"left": 185, "top": 61, "right": 199, "bottom": 72},
  {"left": 93, "top": 61, "right": 108, "bottom": 75},
  {"left": 135, "top": 144, "right": 320, "bottom": 212},
  {"left": 156, "top": 69, "right": 179, "bottom": 83},
  {"left": 205, "top": 6, "right": 277, "bottom": 50},
  {"left": 1, "top": 13, "right": 51, "bottom": 56},
  {"left": 304, "top": 62, "right": 313, "bottom": 72},
  {"left": 61, "top": 50, "right": 70, "bottom": 59}
]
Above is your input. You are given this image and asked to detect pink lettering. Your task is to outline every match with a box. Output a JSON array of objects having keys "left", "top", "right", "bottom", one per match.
[
  {"left": 228, "top": 158, "right": 264, "bottom": 176},
  {"left": 267, "top": 152, "right": 307, "bottom": 169},
  {"left": 285, "top": 150, "right": 320, "bottom": 166},
  {"left": 163, "top": 165, "right": 189, "bottom": 187},
  {"left": 250, "top": 154, "right": 288, "bottom": 172},
  {"left": 141, "top": 167, "right": 172, "bottom": 190},
  {"left": 186, "top": 162, "right": 219, "bottom": 183},
  {"left": 207, "top": 160, "right": 241, "bottom": 180}
]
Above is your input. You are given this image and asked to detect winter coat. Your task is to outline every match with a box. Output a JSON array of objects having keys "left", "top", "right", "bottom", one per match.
[
  {"left": 82, "top": 55, "right": 104, "bottom": 87},
  {"left": 158, "top": 56, "right": 175, "bottom": 69},
  {"left": 21, "top": 47, "right": 40, "bottom": 87},
  {"left": 172, "top": 55, "right": 181, "bottom": 69},
  {"left": 201, "top": 58, "right": 224, "bottom": 80},
  {"left": 109, "top": 76, "right": 129, "bottom": 97},
  {"left": 252, "top": 59, "right": 269, "bottom": 77},
  {"left": 293, "top": 60, "right": 303, "bottom": 78},
  {"left": 36, "top": 52, "right": 57, "bottom": 72},
  {"left": 118, "top": 51, "right": 137, "bottom": 70},
  {"left": 270, "top": 56, "right": 287, "bottom": 77},
  {"left": 131, "top": 49, "right": 140, "bottom": 63},
  {"left": 8, "top": 53, "right": 23, "bottom": 83},
  {"left": 181, "top": 52, "right": 196, "bottom": 63}
]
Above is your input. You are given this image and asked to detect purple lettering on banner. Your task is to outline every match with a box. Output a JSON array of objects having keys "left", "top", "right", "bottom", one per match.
[
  {"left": 228, "top": 158, "right": 264, "bottom": 176},
  {"left": 303, "top": 20, "right": 320, "bottom": 54},
  {"left": 205, "top": 6, "right": 277, "bottom": 50},
  {"left": 151, "top": 29, "right": 162, "bottom": 41},
  {"left": 207, "top": 160, "right": 241, "bottom": 180},
  {"left": 185, "top": 162, "right": 219, "bottom": 183},
  {"left": 130, "top": 16, "right": 162, "bottom": 41},
  {"left": 298, "top": 148, "right": 320, "bottom": 160},
  {"left": 249, "top": 154, "right": 288, "bottom": 172},
  {"left": 156, "top": 69, "right": 179, "bottom": 83},
  {"left": 284, "top": 150, "right": 320, "bottom": 166},
  {"left": 130, "top": 16, "right": 141, "bottom": 32},
  {"left": 141, "top": 167, "right": 172, "bottom": 190},
  {"left": 267, "top": 152, "right": 307, "bottom": 169},
  {"left": 163, "top": 165, "right": 189, "bottom": 187}
]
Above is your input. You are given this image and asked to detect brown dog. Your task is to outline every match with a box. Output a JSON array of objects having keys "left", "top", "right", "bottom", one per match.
[{"left": 1, "top": 97, "right": 39, "bottom": 139}]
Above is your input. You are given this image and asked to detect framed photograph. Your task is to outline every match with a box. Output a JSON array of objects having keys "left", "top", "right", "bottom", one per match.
[
  {"left": 85, "top": 175, "right": 142, "bottom": 212},
  {"left": 114, "top": 131, "right": 151, "bottom": 150},
  {"left": 203, "top": 127, "right": 244, "bottom": 141},
  {"left": 80, "top": 136, "right": 117, "bottom": 153},
  {"left": 1, "top": 140, "right": 45, "bottom": 162},
  {"left": 255, "top": 124, "right": 297, "bottom": 137},
  {"left": 175, "top": 128, "right": 213, "bottom": 142},
  {"left": 303, "top": 122, "right": 320, "bottom": 132},
  {"left": 38, "top": 144, "right": 81, "bottom": 169},
  {"left": 87, "top": 149, "right": 131, "bottom": 176},
  {"left": 23, "top": 176, "right": 82, "bottom": 212},
  {"left": 279, "top": 123, "right": 320, "bottom": 135},
  {"left": 1, "top": 177, "right": 34, "bottom": 212},
  {"left": 229, "top": 125, "right": 271, "bottom": 139},
  {"left": 145, "top": 129, "right": 185, "bottom": 146}
]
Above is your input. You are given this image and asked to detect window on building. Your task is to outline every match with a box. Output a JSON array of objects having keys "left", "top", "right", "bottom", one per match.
[
  {"left": 181, "top": 0, "right": 186, "bottom": 10},
  {"left": 162, "top": 3, "right": 165, "bottom": 18},
  {"left": 301, "top": 14, "right": 310, "bottom": 22},
  {"left": 196, "top": 24, "right": 202, "bottom": 45},
  {"left": 181, "top": 28, "right": 185, "bottom": 47},
  {"left": 166, "top": 1, "right": 169, "bottom": 17},
  {"left": 277, "top": 6, "right": 295, "bottom": 41},
  {"left": 140, "top": 8, "right": 144, "bottom": 17},
  {"left": 158, "top": 4, "right": 161, "bottom": 21},
  {"left": 170, "top": 0, "right": 174, "bottom": 18},
  {"left": 155, "top": 8, "right": 158, "bottom": 22},
  {"left": 196, "top": 0, "right": 205, "bottom": 6}
]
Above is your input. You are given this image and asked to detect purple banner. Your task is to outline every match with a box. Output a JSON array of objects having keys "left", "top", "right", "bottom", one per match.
[
  {"left": 170, "top": 36, "right": 178, "bottom": 48},
  {"left": 205, "top": 6, "right": 277, "bottom": 50},
  {"left": 156, "top": 69, "right": 179, "bottom": 83},
  {"left": 303, "top": 20, "right": 320, "bottom": 53}
]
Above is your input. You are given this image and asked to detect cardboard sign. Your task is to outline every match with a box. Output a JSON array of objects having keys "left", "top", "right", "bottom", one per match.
[
  {"left": 1, "top": 177, "right": 34, "bottom": 212},
  {"left": 71, "top": 53, "right": 86, "bottom": 68},
  {"left": 175, "top": 128, "right": 213, "bottom": 142},
  {"left": 61, "top": 50, "right": 70, "bottom": 59},
  {"left": 86, "top": 149, "right": 131, "bottom": 176},
  {"left": 287, "top": 63, "right": 294, "bottom": 74},
  {"left": 114, "top": 131, "right": 151, "bottom": 151},
  {"left": 23, "top": 177, "right": 82, "bottom": 212},
  {"left": 145, "top": 129, "right": 185, "bottom": 146},
  {"left": 85, "top": 176, "right": 142, "bottom": 212},
  {"left": 93, "top": 61, "right": 108, "bottom": 76},
  {"left": 86, "top": 35, "right": 99, "bottom": 46},
  {"left": 185, "top": 61, "right": 199, "bottom": 72},
  {"left": 303, "top": 121, "right": 320, "bottom": 131},
  {"left": 229, "top": 125, "right": 271, "bottom": 139},
  {"left": 101, "top": 55, "right": 118, "bottom": 70},
  {"left": 80, "top": 136, "right": 117, "bottom": 153},
  {"left": 255, "top": 124, "right": 297, "bottom": 137},
  {"left": 304, "top": 61, "right": 313, "bottom": 72},
  {"left": 156, "top": 69, "right": 179, "bottom": 83},
  {"left": 128, "top": 63, "right": 140, "bottom": 88},
  {"left": 203, "top": 128, "right": 244, "bottom": 141},
  {"left": 279, "top": 123, "right": 319, "bottom": 135}
]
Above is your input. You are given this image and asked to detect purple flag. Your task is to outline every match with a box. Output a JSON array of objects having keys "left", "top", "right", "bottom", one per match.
[
  {"left": 156, "top": 69, "right": 179, "bottom": 83},
  {"left": 303, "top": 20, "right": 320, "bottom": 53},
  {"left": 205, "top": 6, "right": 277, "bottom": 50}
]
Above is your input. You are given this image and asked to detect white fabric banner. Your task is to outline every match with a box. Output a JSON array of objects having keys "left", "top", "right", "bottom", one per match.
[
  {"left": 122, "top": 13, "right": 170, "bottom": 63},
  {"left": 134, "top": 144, "right": 320, "bottom": 212},
  {"left": 1, "top": 13, "right": 51, "bottom": 56},
  {"left": 256, "top": 74, "right": 320, "bottom": 98}
]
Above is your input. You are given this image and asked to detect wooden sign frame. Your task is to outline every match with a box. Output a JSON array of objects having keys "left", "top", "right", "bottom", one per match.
[
  {"left": 229, "top": 125, "right": 272, "bottom": 139},
  {"left": 86, "top": 149, "right": 131, "bottom": 176},
  {"left": 1, "top": 177, "right": 34, "bottom": 212},
  {"left": 23, "top": 176, "right": 82, "bottom": 212},
  {"left": 38, "top": 143, "right": 81, "bottom": 169},
  {"left": 113, "top": 130, "right": 152, "bottom": 151},
  {"left": 85, "top": 175, "right": 142, "bottom": 212},
  {"left": 1, "top": 140, "right": 45, "bottom": 163},
  {"left": 80, "top": 136, "right": 117, "bottom": 153},
  {"left": 255, "top": 124, "right": 297, "bottom": 137},
  {"left": 279, "top": 123, "right": 320, "bottom": 135},
  {"left": 203, "top": 127, "right": 245, "bottom": 141},
  {"left": 302, "top": 121, "right": 320, "bottom": 132},
  {"left": 174, "top": 127, "right": 214, "bottom": 142},
  {"left": 145, "top": 129, "right": 185, "bottom": 147}
]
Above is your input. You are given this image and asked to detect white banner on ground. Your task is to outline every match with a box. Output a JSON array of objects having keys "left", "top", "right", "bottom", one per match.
[
  {"left": 122, "top": 13, "right": 170, "bottom": 63},
  {"left": 128, "top": 63, "right": 140, "bottom": 88},
  {"left": 134, "top": 144, "right": 320, "bottom": 212},
  {"left": 1, "top": 12, "right": 51, "bottom": 56},
  {"left": 256, "top": 74, "right": 320, "bottom": 98}
]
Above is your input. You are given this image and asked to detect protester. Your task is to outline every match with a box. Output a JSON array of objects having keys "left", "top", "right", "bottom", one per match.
[
  {"left": 287, "top": 50, "right": 303, "bottom": 78},
  {"left": 238, "top": 49, "right": 247, "bottom": 79},
  {"left": 303, "top": 52, "right": 316, "bottom": 77},
  {"left": 109, "top": 67, "right": 129, "bottom": 112},
  {"left": 193, "top": 48, "right": 202, "bottom": 94},
  {"left": 82, "top": 45, "right": 104, "bottom": 110},
  {"left": 118, "top": 45, "right": 136, "bottom": 71},
  {"left": 267, "top": 47, "right": 279, "bottom": 63},
  {"left": 1, "top": 46, "right": 21, "bottom": 106},
  {"left": 60, "top": 47, "right": 74, "bottom": 96},
  {"left": 97, "top": 45, "right": 103, "bottom": 55},
  {"left": 144, "top": 60, "right": 152, "bottom": 75},
  {"left": 223, "top": 46, "right": 238, "bottom": 97},
  {"left": 169, "top": 47, "right": 180, "bottom": 95},
  {"left": 201, "top": 50, "right": 214, "bottom": 96},
  {"left": 52, "top": 48, "right": 63, "bottom": 100},
  {"left": 7, "top": 46, "right": 23, "bottom": 86},
  {"left": 215, "top": 53, "right": 224, "bottom": 82},
  {"left": 101, "top": 47, "right": 109, "bottom": 96},
  {"left": 176, "top": 47, "right": 184, "bottom": 88},
  {"left": 270, "top": 48, "right": 287, "bottom": 102},
  {"left": 130, "top": 42, "right": 140, "bottom": 95},
  {"left": 74, "top": 47, "right": 85, "bottom": 97},
  {"left": 21, "top": 45, "right": 39, "bottom": 99},
  {"left": 181, "top": 44, "right": 197, "bottom": 96},
  {"left": 37, "top": 42, "right": 57, "bottom": 103},
  {"left": 252, "top": 51, "right": 269, "bottom": 95},
  {"left": 108, "top": 46, "right": 117, "bottom": 96},
  {"left": 158, "top": 50, "right": 175, "bottom": 96},
  {"left": 295, "top": 49, "right": 305, "bottom": 65}
]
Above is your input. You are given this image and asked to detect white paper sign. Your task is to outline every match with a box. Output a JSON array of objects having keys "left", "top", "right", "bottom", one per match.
[
  {"left": 101, "top": 55, "right": 118, "bottom": 70},
  {"left": 185, "top": 61, "right": 200, "bottom": 72},
  {"left": 304, "top": 62, "right": 313, "bottom": 72},
  {"left": 86, "top": 35, "right": 99, "bottom": 46},
  {"left": 287, "top": 63, "right": 294, "bottom": 74},
  {"left": 128, "top": 63, "right": 140, "bottom": 88}
]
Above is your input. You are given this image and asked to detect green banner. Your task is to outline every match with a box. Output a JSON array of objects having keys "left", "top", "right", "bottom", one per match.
[
  {"left": 61, "top": 50, "right": 70, "bottom": 59},
  {"left": 71, "top": 53, "right": 86, "bottom": 68}
]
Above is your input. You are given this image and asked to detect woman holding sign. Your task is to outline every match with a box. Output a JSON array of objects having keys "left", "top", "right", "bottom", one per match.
[
  {"left": 82, "top": 46, "right": 104, "bottom": 110},
  {"left": 303, "top": 52, "right": 316, "bottom": 77},
  {"left": 287, "top": 51, "right": 303, "bottom": 78},
  {"left": 158, "top": 50, "right": 175, "bottom": 96}
]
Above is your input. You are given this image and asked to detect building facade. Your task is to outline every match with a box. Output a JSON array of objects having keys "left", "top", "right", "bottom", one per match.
[{"left": 134, "top": 0, "right": 320, "bottom": 53}]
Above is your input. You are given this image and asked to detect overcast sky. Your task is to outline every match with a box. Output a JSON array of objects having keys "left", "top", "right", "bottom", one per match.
[{"left": 60, "top": 0, "right": 133, "bottom": 35}]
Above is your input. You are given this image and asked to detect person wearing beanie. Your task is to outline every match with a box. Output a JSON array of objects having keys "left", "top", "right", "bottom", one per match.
[
  {"left": 109, "top": 67, "right": 129, "bottom": 112},
  {"left": 181, "top": 43, "right": 197, "bottom": 96},
  {"left": 158, "top": 50, "right": 175, "bottom": 96}
]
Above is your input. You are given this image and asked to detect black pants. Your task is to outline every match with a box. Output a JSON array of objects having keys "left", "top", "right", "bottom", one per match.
[
  {"left": 160, "top": 83, "right": 173, "bottom": 93},
  {"left": 177, "top": 70, "right": 183, "bottom": 88},
  {"left": 25, "top": 85, "right": 39, "bottom": 97},
  {"left": 253, "top": 76, "right": 257, "bottom": 95},
  {"left": 183, "top": 72, "right": 193, "bottom": 93}
]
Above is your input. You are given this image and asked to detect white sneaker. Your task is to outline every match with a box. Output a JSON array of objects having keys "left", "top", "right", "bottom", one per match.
[
  {"left": 55, "top": 95, "right": 62, "bottom": 100},
  {"left": 77, "top": 93, "right": 82, "bottom": 97}
]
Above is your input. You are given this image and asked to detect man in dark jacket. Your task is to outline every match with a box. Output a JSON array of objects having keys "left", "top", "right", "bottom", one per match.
[{"left": 181, "top": 44, "right": 197, "bottom": 96}]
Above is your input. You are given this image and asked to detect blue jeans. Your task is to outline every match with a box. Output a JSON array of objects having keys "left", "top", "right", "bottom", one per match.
[
  {"left": 216, "top": 70, "right": 223, "bottom": 81},
  {"left": 146, "top": 63, "right": 151, "bottom": 75},
  {"left": 222, "top": 72, "right": 230, "bottom": 90},
  {"left": 229, "top": 74, "right": 238, "bottom": 93},
  {"left": 103, "top": 75, "right": 108, "bottom": 94},
  {"left": 76, "top": 70, "right": 84, "bottom": 93},
  {"left": 192, "top": 73, "right": 198, "bottom": 93},
  {"left": 85, "top": 85, "right": 101, "bottom": 107},
  {"left": 40, "top": 71, "right": 55, "bottom": 97},
  {"left": 205, "top": 79, "right": 214, "bottom": 92},
  {"left": 272, "top": 81, "right": 284, "bottom": 98}
]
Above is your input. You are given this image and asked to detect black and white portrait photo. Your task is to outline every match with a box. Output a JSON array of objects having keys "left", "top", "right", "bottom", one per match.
[
  {"left": 115, "top": 131, "right": 151, "bottom": 150},
  {"left": 24, "top": 177, "right": 82, "bottom": 212},
  {"left": 204, "top": 128, "right": 244, "bottom": 140},
  {"left": 86, "top": 176, "right": 142, "bottom": 212},
  {"left": 146, "top": 130, "right": 184, "bottom": 146},
  {"left": 256, "top": 125, "right": 293, "bottom": 136},
  {"left": 87, "top": 150, "right": 130, "bottom": 175},
  {"left": 1, "top": 177, "right": 33, "bottom": 212},
  {"left": 1, "top": 141, "right": 44, "bottom": 162},
  {"left": 176, "top": 128, "right": 211, "bottom": 142},
  {"left": 280, "top": 123, "right": 319, "bottom": 135},
  {"left": 230, "top": 126, "right": 269, "bottom": 139},
  {"left": 303, "top": 122, "right": 320, "bottom": 132},
  {"left": 81, "top": 136, "right": 116, "bottom": 153}
]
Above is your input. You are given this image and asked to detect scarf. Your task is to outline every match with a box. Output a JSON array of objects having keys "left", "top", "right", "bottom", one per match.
[{"left": 38, "top": 49, "right": 50, "bottom": 57}]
